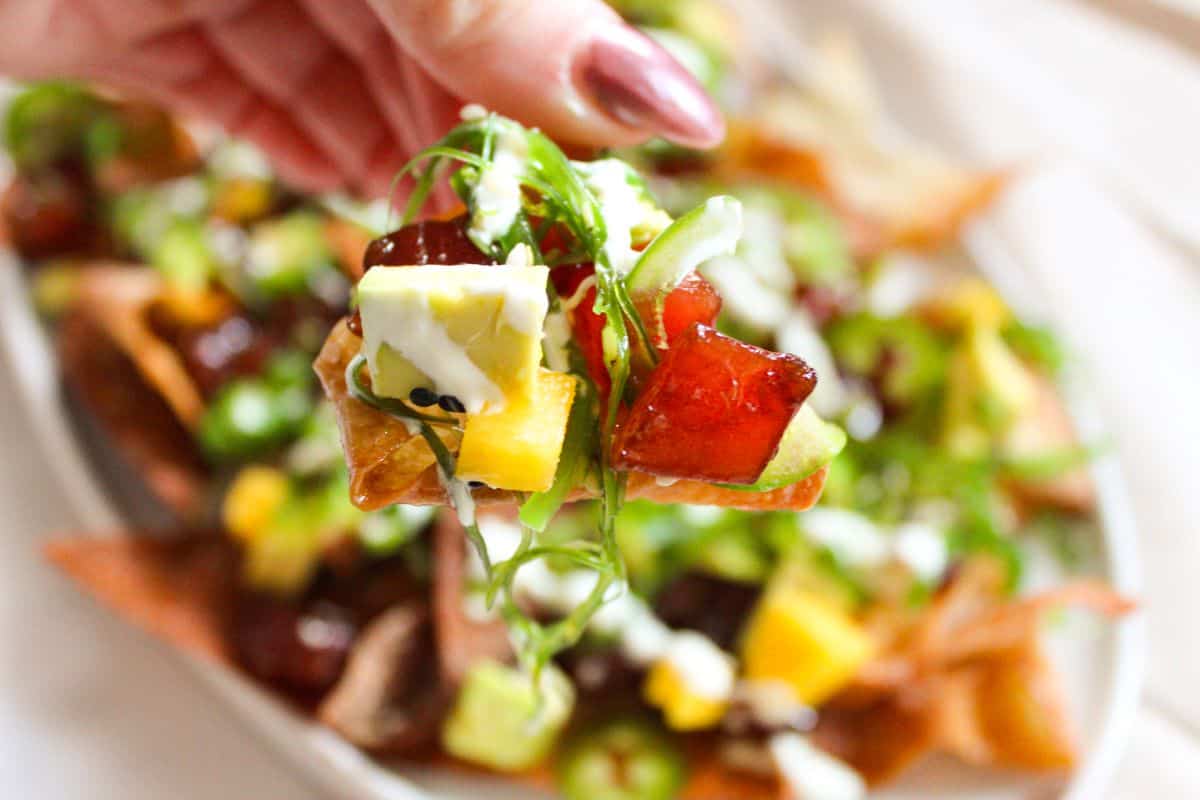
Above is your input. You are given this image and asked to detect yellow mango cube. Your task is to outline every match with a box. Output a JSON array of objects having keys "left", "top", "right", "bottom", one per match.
[
  {"left": 644, "top": 659, "right": 728, "bottom": 731},
  {"left": 922, "top": 277, "right": 1011, "bottom": 332},
  {"left": 222, "top": 466, "right": 290, "bottom": 542},
  {"left": 740, "top": 586, "right": 873, "bottom": 705},
  {"left": 455, "top": 369, "right": 576, "bottom": 492}
]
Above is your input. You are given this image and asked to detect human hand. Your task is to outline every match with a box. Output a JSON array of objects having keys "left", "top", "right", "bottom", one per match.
[{"left": 0, "top": 0, "right": 723, "bottom": 197}]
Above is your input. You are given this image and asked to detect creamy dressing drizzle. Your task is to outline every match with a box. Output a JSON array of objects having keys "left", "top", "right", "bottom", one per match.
[
  {"left": 801, "top": 507, "right": 950, "bottom": 582},
  {"left": 542, "top": 310, "right": 572, "bottom": 373},
  {"left": 360, "top": 281, "right": 504, "bottom": 415},
  {"left": 664, "top": 631, "right": 737, "bottom": 700},
  {"left": 580, "top": 159, "right": 644, "bottom": 275},
  {"left": 441, "top": 465, "right": 476, "bottom": 528},
  {"left": 733, "top": 681, "right": 817, "bottom": 731},
  {"left": 469, "top": 125, "right": 528, "bottom": 247},
  {"left": 776, "top": 310, "right": 847, "bottom": 417},
  {"left": 559, "top": 274, "right": 596, "bottom": 312},
  {"left": 702, "top": 254, "right": 791, "bottom": 329},
  {"left": 769, "top": 733, "right": 866, "bottom": 800}
]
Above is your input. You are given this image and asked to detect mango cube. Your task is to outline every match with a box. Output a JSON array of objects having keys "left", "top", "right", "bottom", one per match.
[
  {"left": 222, "top": 466, "right": 290, "bottom": 543},
  {"left": 740, "top": 586, "right": 873, "bottom": 705},
  {"left": 357, "top": 264, "right": 549, "bottom": 413},
  {"left": 455, "top": 369, "right": 576, "bottom": 492},
  {"left": 644, "top": 659, "right": 729, "bottom": 731}
]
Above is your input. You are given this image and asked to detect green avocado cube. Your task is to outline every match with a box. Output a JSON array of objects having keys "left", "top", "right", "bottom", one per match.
[
  {"left": 357, "top": 264, "right": 549, "bottom": 414},
  {"left": 942, "top": 326, "right": 1038, "bottom": 457},
  {"left": 441, "top": 660, "right": 575, "bottom": 771}
]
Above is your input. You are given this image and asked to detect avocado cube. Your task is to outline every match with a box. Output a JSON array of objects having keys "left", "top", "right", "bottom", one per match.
[
  {"left": 357, "top": 264, "right": 549, "bottom": 414},
  {"left": 942, "top": 325, "right": 1038, "bottom": 457},
  {"left": 442, "top": 660, "right": 575, "bottom": 771}
]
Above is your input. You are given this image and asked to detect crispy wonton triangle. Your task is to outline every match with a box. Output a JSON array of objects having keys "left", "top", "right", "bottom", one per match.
[
  {"left": 315, "top": 321, "right": 827, "bottom": 512},
  {"left": 45, "top": 534, "right": 236, "bottom": 664},
  {"left": 815, "top": 558, "right": 1134, "bottom": 783},
  {"left": 57, "top": 309, "right": 210, "bottom": 517},
  {"left": 75, "top": 265, "right": 207, "bottom": 430}
]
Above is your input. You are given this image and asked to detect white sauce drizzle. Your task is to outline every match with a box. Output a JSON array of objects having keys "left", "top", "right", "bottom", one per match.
[
  {"left": 664, "top": 631, "right": 737, "bottom": 700},
  {"left": 359, "top": 263, "right": 548, "bottom": 415},
  {"left": 801, "top": 507, "right": 951, "bottom": 583},
  {"left": 733, "top": 681, "right": 817, "bottom": 731},
  {"left": 769, "top": 733, "right": 866, "bottom": 800},
  {"left": 459, "top": 103, "right": 487, "bottom": 121},
  {"left": 542, "top": 309, "right": 572, "bottom": 373},
  {"left": 441, "top": 466, "right": 476, "bottom": 528},
  {"left": 360, "top": 285, "right": 503, "bottom": 415},
  {"left": 776, "top": 310, "right": 848, "bottom": 417},
  {"left": 581, "top": 159, "right": 644, "bottom": 275},
  {"left": 843, "top": 393, "right": 883, "bottom": 441},
  {"left": 470, "top": 125, "right": 528, "bottom": 247},
  {"left": 559, "top": 275, "right": 596, "bottom": 312},
  {"left": 802, "top": 508, "right": 891, "bottom": 569},
  {"left": 892, "top": 521, "right": 949, "bottom": 583},
  {"left": 702, "top": 254, "right": 791, "bottom": 329}
]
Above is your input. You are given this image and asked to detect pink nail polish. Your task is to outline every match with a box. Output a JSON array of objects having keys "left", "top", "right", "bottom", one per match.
[{"left": 574, "top": 25, "right": 725, "bottom": 149}]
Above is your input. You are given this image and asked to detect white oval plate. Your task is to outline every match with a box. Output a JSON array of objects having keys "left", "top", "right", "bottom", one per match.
[{"left": 0, "top": 6, "right": 1144, "bottom": 798}]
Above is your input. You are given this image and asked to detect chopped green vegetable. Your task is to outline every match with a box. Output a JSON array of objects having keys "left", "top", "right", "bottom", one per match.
[
  {"left": 245, "top": 210, "right": 335, "bottom": 298},
  {"left": 827, "top": 312, "right": 949, "bottom": 407},
  {"left": 358, "top": 504, "right": 435, "bottom": 556},
  {"left": 4, "top": 82, "right": 107, "bottom": 172},
  {"left": 556, "top": 716, "right": 686, "bottom": 800},
  {"left": 241, "top": 470, "right": 362, "bottom": 593},
  {"left": 1003, "top": 319, "right": 1065, "bottom": 375},
  {"left": 150, "top": 218, "right": 214, "bottom": 293},
  {"left": 198, "top": 351, "right": 315, "bottom": 462},
  {"left": 730, "top": 405, "right": 846, "bottom": 492},
  {"left": 626, "top": 194, "right": 741, "bottom": 297},
  {"left": 519, "top": 386, "right": 597, "bottom": 531}
]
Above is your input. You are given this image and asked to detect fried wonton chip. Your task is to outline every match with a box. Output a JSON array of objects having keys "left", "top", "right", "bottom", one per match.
[
  {"left": 729, "top": 30, "right": 1005, "bottom": 258},
  {"left": 57, "top": 308, "right": 210, "bottom": 517},
  {"left": 45, "top": 534, "right": 236, "bottom": 663},
  {"left": 74, "top": 265, "right": 207, "bottom": 429},
  {"left": 315, "top": 321, "right": 827, "bottom": 513},
  {"left": 816, "top": 558, "right": 1133, "bottom": 784}
]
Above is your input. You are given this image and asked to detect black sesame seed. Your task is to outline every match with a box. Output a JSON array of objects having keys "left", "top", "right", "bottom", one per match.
[
  {"left": 408, "top": 387, "right": 439, "bottom": 407},
  {"left": 468, "top": 481, "right": 485, "bottom": 489},
  {"left": 438, "top": 395, "right": 466, "bottom": 413}
]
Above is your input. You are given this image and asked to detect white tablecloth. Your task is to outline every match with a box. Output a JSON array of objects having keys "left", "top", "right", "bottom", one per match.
[{"left": 2, "top": 1, "right": 1199, "bottom": 797}]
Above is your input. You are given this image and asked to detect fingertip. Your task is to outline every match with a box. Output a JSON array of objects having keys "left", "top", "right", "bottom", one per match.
[{"left": 571, "top": 24, "right": 725, "bottom": 150}]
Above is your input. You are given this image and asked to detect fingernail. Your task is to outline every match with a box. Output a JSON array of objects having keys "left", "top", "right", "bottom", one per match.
[{"left": 574, "top": 26, "right": 725, "bottom": 149}]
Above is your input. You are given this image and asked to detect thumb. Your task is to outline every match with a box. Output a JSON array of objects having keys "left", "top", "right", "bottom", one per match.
[{"left": 366, "top": 0, "right": 724, "bottom": 150}]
